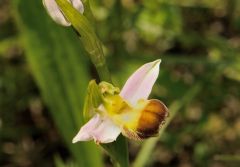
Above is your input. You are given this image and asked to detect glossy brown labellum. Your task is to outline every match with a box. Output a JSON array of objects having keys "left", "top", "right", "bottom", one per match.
[{"left": 136, "top": 99, "right": 168, "bottom": 139}]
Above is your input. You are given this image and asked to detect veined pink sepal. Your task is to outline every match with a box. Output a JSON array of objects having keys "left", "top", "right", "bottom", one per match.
[{"left": 120, "top": 59, "right": 161, "bottom": 106}]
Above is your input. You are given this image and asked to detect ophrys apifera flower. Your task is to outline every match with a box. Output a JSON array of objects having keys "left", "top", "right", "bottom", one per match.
[{"left": 73, "top": 60, "right": 168, "bottom": 144}]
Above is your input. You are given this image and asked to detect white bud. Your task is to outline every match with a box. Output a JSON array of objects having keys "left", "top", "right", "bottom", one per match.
[
  {"left": 71, "top": 0, "right": 84, "bottom": 14},
  {"left": 42, "top": 0, "right": 84, "bottom": 26}
]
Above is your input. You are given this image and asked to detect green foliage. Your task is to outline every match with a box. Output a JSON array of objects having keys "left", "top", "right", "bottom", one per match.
[{"left": 136, "top": 1, "right": 182, "bottom": 45}]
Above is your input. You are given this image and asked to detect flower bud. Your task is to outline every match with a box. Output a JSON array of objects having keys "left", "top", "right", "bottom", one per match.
[{"left": 42, "top": 0, "right": 84, "bottom": 26}]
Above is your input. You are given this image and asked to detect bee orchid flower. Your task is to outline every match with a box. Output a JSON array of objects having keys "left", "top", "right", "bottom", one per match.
[
  {"left": 73, "top": 60, "right": 168, "bottom": 144},
  {"left": 42, "top": 0, "right": 84, "bottom": 26}
]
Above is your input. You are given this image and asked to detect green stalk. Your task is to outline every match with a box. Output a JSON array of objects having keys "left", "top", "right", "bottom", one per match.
[{"left": 96, "top": 63, "right": 112, "bottom": 83}]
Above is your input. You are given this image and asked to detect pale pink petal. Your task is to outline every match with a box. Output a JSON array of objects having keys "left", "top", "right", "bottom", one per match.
[
  {"left": 120, "top": 59, "right": 161, "bottom": 106},
  {"left": 42, "top": 0, "right": 71, "bottom": 26},
  {"left": 90, "top": 117, "right": 121, "bottom": 143},
  {"left": 70, "top": 0, "right": 84, "bottom": 14},
  {"left": 72, "top": 114, "right": 121, "bottom": 144},
  {"left": 72, "top": 114, "right": 100, "bottom": 142}
]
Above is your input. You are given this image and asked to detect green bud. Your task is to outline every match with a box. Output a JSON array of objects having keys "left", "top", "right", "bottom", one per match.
[{"left": 99, "top": 81, "right": 120, "bottom": 96}]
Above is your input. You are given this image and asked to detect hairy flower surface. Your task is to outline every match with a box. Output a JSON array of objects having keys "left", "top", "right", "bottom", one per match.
[
  {"left": 42, "top": 0, "right": 84, "bottom": 26},
  {"left": 73, "top": 60, "right": 168, "bottom": 144}
]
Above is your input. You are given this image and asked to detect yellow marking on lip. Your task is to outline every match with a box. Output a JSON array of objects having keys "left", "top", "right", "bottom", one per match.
[{"left": 109, "top": 98, "right": 168, "bottom": 140}]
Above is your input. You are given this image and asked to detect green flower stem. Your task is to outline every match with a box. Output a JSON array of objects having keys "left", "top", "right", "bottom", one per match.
[
  {"left": 55, "top": 0, "right": 129, "bottom": 166},
  {"left": 95, "top": 61, "right": 111, "bottom": 82}
]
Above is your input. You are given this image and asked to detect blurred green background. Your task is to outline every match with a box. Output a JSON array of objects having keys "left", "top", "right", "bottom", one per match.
[{"left": 0, "top": 0, "right": 240, "bottom": 166}]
